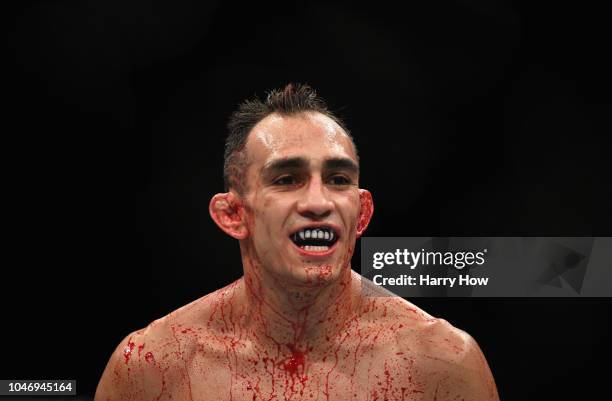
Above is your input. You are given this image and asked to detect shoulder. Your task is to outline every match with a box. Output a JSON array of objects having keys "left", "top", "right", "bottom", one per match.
[
  {"left": 390, "top": 306, "right": 499, "bottom": 400},
  {"left": 95, "top": 280, "right": 242, "bottom": 401},
  {"left": 410, "top": 316, "right": 479, "bottom": 367},
  {"left": 411, "top": 319, "right": 500, "bottom": 400},
  {"left": 358, "top": 277, "right": 499, "bottom": 400},
  {"left": 358, "top": 275, "right": 437, "bottom": 328},
  {"left": 395, "top": 311, "right": 499, "bottom": 401},
  {"left": 93, "top": 325, "right": 168, "bottom": 401},
  {"left": 359, "top": 275, "right": 483, "bottom": 362},
  {"left": 132, "top": 280, "right": 242, "bottom": 360}
]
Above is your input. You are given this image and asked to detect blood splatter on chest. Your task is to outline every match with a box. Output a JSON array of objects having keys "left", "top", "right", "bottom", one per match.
[
  {"left": 181, "top": 328, "right": 427, "bottom": 401},
  {"left": 124, "top": 279, "right": 435, "bottom": 401}
]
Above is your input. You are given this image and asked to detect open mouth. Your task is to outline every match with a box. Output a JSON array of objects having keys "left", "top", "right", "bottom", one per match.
[{"left": 290, "top": 226, "right": 339, "bottom": 252}]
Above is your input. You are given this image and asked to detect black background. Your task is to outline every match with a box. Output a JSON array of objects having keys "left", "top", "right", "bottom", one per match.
[{"left": 4, "top": 0, "right": 611, "bottom": 400}]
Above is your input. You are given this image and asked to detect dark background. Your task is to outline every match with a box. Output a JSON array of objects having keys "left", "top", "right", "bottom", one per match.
[{"left": 4, "top": 0, "right": 611, "bottom": 400}]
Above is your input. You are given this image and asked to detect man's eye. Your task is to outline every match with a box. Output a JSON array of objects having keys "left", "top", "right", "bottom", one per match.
[
  {"left": 329, "top": 175, "right": 351, "bottom": 186},
  {"left": 273, "top": 175, "right": 297, "bottom": 185}
]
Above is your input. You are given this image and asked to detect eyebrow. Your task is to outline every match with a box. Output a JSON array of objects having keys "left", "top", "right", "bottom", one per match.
[
  {"left": 263, "top": 157, "right": 309, "bottom": 173},
  {"left": 323, "top": 157, "right": 360, "bottom": 175},
  {"left": 262, "top": 156, "right": 359, "bottom": 175}
]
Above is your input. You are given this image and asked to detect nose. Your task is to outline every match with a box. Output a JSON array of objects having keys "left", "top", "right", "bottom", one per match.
[{"left": 296, "top": 176, "right": 334, "bottom": 219}]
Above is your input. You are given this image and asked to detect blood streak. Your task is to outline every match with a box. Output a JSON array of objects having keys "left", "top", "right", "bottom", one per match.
[
  {"left": 284, "top": 344, "right": 306, "bottom": 377},
  {"left": 123, "top": 339, "right": 135, "bottom": 364},
  {"left": 127, "top": 240, "right": 426, "bottom": 399}
]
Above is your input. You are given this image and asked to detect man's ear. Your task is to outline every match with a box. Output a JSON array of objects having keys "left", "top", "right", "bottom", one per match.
[
  {"left": 209, "top": 192, "right": 249, "bottom": 240},
  {"left": 356, "top": 189, "right": 374, "bottom": 238}
]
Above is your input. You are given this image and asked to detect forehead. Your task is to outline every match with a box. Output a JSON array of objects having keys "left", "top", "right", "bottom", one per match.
[{"left": 245, "top": 112, "right": 357, "bottom": 165}]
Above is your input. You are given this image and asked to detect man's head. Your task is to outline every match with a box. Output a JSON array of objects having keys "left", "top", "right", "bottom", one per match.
[
  {"left": 223, "top": 83, "right": 355, "bottom": 194},
  {"left": 210, "top": 84, "right": 373, "bottom": 289}
]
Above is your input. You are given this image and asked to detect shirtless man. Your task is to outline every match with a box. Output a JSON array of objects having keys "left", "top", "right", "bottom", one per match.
[{"left": 95, "top": 84, "right": 500, "bottom": 401}]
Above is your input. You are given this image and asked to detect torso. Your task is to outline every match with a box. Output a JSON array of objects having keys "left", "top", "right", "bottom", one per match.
[{"left": 104, "top": 277, "right": 476, "bottom": 401}]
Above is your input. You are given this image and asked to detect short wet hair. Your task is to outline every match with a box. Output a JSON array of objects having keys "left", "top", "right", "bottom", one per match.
[{"left": 224, "top": 83, "right": 355, "bottom": 193}]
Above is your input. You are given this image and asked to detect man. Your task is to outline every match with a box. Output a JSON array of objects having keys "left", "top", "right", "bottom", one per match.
[{"left": 95, "top": 84, "right": 499, "bottom": 401}]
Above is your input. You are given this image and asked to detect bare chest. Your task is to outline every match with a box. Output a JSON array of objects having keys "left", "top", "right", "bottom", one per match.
[{"left": 160, "top": 341, "right": 432, "bottom": 401}]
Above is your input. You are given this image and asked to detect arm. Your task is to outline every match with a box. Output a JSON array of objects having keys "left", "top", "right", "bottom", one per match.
[
  {"left": 94, "top": 333, "right": 154, "bottom": 401},
  {"left": 434, "top": 334, "right": 500, "bottom": 401}
]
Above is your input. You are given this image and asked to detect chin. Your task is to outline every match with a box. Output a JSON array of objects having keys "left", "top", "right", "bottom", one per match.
[{"left": 288, "top": 261, "right": 342, "bottom": 288}]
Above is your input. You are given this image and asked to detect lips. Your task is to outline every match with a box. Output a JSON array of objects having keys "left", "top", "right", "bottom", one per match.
[{"left": 289, "top": 226, "right": 339, "bottom": 252}]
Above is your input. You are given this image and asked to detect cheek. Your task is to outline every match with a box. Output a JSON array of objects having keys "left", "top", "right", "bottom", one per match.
[
  {"left": 261, "top": 195, "right": 294, "bottom": 222},
  {"left": 341, "top": 195, "right": 362, "bottom": 229},
  {"left": 251, "top": 206, "right": 283, "bottom": 244},
  {"left": 263, "top": 193, "right": 275, "bottom": 209},
  {"left": 241, "top": 204, "right": 256, "bottom": 233}
]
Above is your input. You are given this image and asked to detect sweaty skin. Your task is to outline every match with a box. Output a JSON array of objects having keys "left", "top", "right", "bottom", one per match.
[{"left": 95, "top": 112, "right": 499, "bottom": 401}]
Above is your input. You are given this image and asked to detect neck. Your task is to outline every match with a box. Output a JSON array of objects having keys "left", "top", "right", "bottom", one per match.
[{"left": 239, "top": 250, "right": 360, "bottom": 352}]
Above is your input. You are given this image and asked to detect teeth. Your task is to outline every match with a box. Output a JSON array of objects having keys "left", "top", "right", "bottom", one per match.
[
  {"left": 293, "top": 228, "right": 338, "bottom": 243},
  {"left": 303, "top": 245, "right": 330, "bottom": 251}
]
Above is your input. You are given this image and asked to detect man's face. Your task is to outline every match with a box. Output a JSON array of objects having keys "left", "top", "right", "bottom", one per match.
[{"left": 239, "top": 111, "right": 363, "bottom": 288}]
